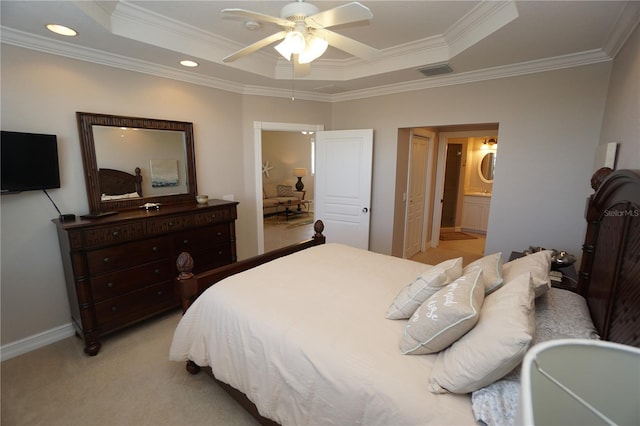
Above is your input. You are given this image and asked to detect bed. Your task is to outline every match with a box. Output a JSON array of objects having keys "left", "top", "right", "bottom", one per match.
[
  {"left": 98, "top": 167, "right": 143, "bottom": 201},
  {"left": 169, "top": 168, "right": 640, "bottom": 425}
]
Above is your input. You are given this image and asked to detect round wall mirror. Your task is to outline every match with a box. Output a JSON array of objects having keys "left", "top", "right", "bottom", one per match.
[{"left": 478, "top": 152, "right": 496, "bottom": 183}]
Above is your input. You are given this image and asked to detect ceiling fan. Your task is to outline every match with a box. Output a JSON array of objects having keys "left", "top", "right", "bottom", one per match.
[{"left": 221, "top": 1, "right": 382, "bottom": 64}]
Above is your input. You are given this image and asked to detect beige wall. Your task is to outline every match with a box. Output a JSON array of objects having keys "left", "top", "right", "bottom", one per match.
[
  {"left": 598, "top": 24, "right": 640, "bottom": 171},
  {"left": 331, "top": 64, "right": 613, "bottom": 257},
  {"left": 2, "top": 25, "right": 639, "bottom": 350}
]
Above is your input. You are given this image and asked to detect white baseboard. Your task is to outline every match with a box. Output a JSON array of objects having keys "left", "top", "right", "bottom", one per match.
[{"left": 1, "top": 323, "right": 76, "bottom": 362}]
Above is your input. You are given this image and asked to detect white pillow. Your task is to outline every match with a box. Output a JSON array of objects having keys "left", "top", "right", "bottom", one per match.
[
  {"left": 400, "top": 268, "right": 485, "bottom": 355},
  {"left": 428, "top": 272, "right": 535, "bottom": 394},
  {"left": 503, "top": 250, "right": 552, "bottom": 297},
  {"left": 463, "top": 252, "right": 504, "bottom": 294},
  {"left": 386, "top": 258, "right": 463, "bottom": 320}
]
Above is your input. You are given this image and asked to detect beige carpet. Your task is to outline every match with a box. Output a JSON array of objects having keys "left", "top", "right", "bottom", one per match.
[
  {"left": 1, "top": 311, "right": 258, "bottom": 426},
  {"left": 439, "top": 231, "right": 478, "bottom": 241},
  {"left": 411, "top": 233, "right": 486, "bottom": 267}
]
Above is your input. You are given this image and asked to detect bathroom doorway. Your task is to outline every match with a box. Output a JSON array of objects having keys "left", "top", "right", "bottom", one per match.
[{"left": 440, "top": 143, "right": 463, "bottom": 230}]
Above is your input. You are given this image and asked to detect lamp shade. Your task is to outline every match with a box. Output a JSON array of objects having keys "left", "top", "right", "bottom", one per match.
[
  {"left": 299, "top": 35, "right": 329, "bottom": 64},
  {"left": 293, "top": 168, "right": 307, "bottom": 177}
]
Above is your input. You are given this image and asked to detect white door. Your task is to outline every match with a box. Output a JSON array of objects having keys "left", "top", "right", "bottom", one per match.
[
  {"left": 315, "top": 129, "right": 373, "bottom": 249},
  {"left": 404, "top": 133, "right": 433, "bottom": 258}
]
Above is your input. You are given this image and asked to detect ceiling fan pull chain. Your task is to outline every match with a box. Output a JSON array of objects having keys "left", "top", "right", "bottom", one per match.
[{"left": 291, "top": 59, "right": 296, "bottom": 101}]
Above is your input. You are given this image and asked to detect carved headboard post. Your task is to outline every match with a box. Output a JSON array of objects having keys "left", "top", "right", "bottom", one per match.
[
  {"left": 577, "top": 167, "right": 613, "bottom": 295},
  {"left": 577, "top": 168, "right": 640, "bottom": 345}
]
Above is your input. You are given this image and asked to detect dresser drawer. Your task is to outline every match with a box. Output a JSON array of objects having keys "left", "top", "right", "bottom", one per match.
[
  {"left": 193, "top": 207, "right": 235, "bottom": 226},
  {"left": 90, "top": 259, "right": 173, "bottom": 302},
  {"left": 83, "top": 222, "right": 145, "bottom": 248},
  {"left": 145, "top": 214, "right": 194, "bottom": 235},
  {"left": 87, "top": 237, "right": 171, "bottom": 275},
  {"left": 174, "top": 224, "right": 230, "bottom": 252},
  {"left": 94, "top": 281, "right": 177, "bottom": 332}
]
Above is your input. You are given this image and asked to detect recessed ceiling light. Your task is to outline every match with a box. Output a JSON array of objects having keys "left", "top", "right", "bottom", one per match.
[
  {"left": 180, "top": 60, "right": 198, "bottom": 67},
  {"left": 46, "top": 24, "right": 77, "bottom": 37}
]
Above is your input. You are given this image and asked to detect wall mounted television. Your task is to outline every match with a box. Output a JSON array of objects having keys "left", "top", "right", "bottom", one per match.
[{"left": 1, "top": 130, "right": 61, "bottom": 193}]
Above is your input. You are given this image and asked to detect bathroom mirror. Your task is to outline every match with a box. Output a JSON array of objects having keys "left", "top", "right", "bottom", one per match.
[
  {"left": 478, "top": 152, "right": 496, "bottom": 183},
  {"left": 77, "top": 112, "right": 197, "bottom": 213}
]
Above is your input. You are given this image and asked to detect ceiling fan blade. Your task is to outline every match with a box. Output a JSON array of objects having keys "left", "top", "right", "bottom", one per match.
[
  {"left": 305, "top": 2, "right": 373, "bottom": 29},
  {"left": 223, "top": 31, "right": 288, "bottom": 63},
  {"left": 221, "top": 8, "right": 294, "bottom": 28},
  {"left": 323, "top": 30, "right": 382, "bottom": 61}
]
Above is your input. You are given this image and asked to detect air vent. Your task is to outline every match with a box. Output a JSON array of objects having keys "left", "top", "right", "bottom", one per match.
[
  {"left": 418, "top": 64, "right": 453, "bottom": 77},
  {"left": 312, "top": 84, "right": 347, "bottom": 94}
]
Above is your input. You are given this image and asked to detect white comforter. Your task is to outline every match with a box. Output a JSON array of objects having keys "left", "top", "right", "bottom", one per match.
[{"left": 169, "top": 244, "right": 476, "bottom": 425}]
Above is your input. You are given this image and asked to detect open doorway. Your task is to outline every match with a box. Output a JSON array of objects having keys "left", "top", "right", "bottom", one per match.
[
  {"left": 253, "top": 122, "right": 324, "bottom": 255},
  {"left": 441, "top": 142, "right": 463, "bottom": 231},
  {"left": 261, "top": 130, "right": 315, "bottom": 252},
  {"left": 393, "top": 124, "right": 499, "bottom": 265}
]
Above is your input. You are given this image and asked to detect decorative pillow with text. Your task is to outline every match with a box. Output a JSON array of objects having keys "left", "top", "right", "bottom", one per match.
[{"left": 400, "top": 268, "right": 485, "bottom": 355}]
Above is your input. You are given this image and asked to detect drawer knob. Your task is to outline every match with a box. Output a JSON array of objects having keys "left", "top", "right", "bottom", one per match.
[
  {"left": 111, "top": 306, "right": 118, "bottom": 312},
  {"left": 211, "top": 214, "right": 216, "bottom": 218},
  {"left": 217, "top": 232, "right": 222, "bottom": 236},
  {"left": 103, "top": 257, "right": 110, "bottom": 263},
  {"left": 218, "top": 251, "right": 223, "bottom": 255},
  {"left": 168, "top": 222, "right": 174, "bottom": 227},
  {"left": 152, "top": 246, "right": 158, "bottom": 252},
  {"left": 107, "top": 282, "right": 114, "bottom": 288},
  {"left": 154, "top": 269, "right": 160, "bottom": 274},
  {"left": 112, "top": 230, "right": 120, "bottom": 237},
  {"left": 157, "top": 290, "right": 163, "bottom": 296},
  {"left": 183, "top": 239, "right": 189, "bottom": 244}
]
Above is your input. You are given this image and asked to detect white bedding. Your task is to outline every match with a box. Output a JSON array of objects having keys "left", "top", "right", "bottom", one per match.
[{"left": 170, "top": 243, "right": 477, "bottom": 425}]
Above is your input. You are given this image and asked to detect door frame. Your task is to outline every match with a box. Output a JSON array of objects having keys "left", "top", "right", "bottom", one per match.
[
  {"left": 403, "top": 130, "right": 435, "bottom": 258},
  {"left": 254, "top": 121, "right": 324, "bottom": 254},
  {"left": 430, "top": 130, "right": 488, "bottom": 247}
]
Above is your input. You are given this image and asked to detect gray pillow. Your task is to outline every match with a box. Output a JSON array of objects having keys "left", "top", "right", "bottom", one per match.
[
  {"left": 385, "top": 258, "right": 462, "bottom": 320},
  {"left": 463, "top": 252, "right": 504, "bottom": 294},
  {"left": 277, "top": 185, "right": 294, "bottom": 197},
  {"left": 428, "top": 272, "right": 535, "bottom": 394}
]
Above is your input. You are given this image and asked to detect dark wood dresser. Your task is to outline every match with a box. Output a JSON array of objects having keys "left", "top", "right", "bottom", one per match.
[{"left": 54, "top": 200, "right": 238, "bottom": 355}]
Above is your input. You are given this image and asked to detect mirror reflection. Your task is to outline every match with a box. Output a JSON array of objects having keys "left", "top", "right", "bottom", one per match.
[
  {"left": 93, "top": 126, "right": 188, "bottom": 199},
  {"left": 76, "top": 112, "right": 197, "bottom": 213},
  {"left": 479, "top": 152, "right": 496, "bottom": 182}
]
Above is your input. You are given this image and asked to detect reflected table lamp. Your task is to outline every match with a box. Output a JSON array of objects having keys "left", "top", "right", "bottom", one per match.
[{"left": 293, "top": 168, "right": 307, "bottom": 191}]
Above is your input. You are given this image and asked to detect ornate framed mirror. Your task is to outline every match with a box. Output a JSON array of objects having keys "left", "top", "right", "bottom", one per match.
[
  {"left": 76, "top": 112, "right": 197, "bottom": 213},
  {"left": 478, "top": 151, "right": 496, "bottom": 183}
]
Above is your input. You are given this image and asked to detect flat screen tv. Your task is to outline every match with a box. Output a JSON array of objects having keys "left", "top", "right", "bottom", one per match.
[{"left": 1, "top": 130, "right": 61, "bottom": 193}]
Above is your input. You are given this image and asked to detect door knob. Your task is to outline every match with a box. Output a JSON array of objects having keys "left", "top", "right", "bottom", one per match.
[{"left": 362, "top": 207, "right": 369, "bottom": 213}]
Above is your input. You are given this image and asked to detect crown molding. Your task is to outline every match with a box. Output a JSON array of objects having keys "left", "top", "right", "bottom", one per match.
[
  {"left": 0, "top": 25, "right": 613, "bottom": 104},
  {"left": 603, "top": 1, "right": 640, "bottom": 58},
  {"left": 445, "top": 0, "right": 519, "bottom": 58},
  {"left": 331, "top": 49, "right": 612, "bottom": 102}
]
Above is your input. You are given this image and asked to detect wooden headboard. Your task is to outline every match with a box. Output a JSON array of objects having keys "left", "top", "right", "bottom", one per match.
[
  {"left": 98, "top": 167, "right": 143, "bottom": 197},
  {"left": 578, "top": 168, "right": 640, "bottom": 347}
]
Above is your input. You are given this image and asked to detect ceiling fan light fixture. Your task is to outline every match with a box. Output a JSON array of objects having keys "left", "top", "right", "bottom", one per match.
[
  {"left": 298, "top": 35, "right": 328, "bottom": 64},
  {"left": 275, "top": 39, "right": 293, "bottom": 61},
  {"left": 288, "top": 29, "right": 306, "bottom": 54},
  {"left": 275, "top": 27, "right": 306, "bottom": 61}
]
